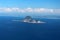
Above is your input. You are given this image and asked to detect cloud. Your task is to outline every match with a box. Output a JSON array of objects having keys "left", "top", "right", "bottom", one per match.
[
  {"left": 4, "top": 8, "right": 12, "bottom": 12},
  {"left": 54, "top": 9, "right": 60, "bottom": 13},
  {"left": 0, "top": 7, "right": 59, "bottom": 13}
]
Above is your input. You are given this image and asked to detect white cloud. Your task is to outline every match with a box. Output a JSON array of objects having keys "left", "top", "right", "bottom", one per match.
[
  {"left": 0, "top": 7, "right": 59, "bottom": 13},
  {"left": 54, "top": 9, "right": 60, "bottom": 13},
  {"left": 4, "top": 8, "right": 12, "bottom": 12},
  {"left": 25, "top": 8, "right": 33, "bottom": 12}
]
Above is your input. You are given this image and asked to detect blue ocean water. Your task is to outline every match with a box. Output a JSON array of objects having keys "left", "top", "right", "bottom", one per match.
[{"left": 0, "top": 16, "right": 60, "bottom": 40}]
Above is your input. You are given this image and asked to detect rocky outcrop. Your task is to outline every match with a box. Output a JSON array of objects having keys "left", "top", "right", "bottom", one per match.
[{"left": 22, "top": 16, "right": 45, "bottom": 23}]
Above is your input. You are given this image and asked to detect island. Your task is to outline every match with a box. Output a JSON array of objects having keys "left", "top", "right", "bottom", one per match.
[{"left": 22, "top": 16, "right": 45, "bottom": 23}]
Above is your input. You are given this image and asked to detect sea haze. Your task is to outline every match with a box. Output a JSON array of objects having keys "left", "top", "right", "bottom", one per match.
[{"left": 0, "top": 16, "right": 60, "bottom": 40}]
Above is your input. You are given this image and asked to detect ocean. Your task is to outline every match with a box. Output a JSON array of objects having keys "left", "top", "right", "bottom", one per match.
[{"left": 0, "top": 16, "right": 60, "bottom": 40}]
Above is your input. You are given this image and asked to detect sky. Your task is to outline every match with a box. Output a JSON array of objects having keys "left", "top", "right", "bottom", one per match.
[
  {"left": 0, "top": 0, "right": 60, "bottom": 16},
  {"left": 0, "top": 0, "right": 60, "bottom": 8}
]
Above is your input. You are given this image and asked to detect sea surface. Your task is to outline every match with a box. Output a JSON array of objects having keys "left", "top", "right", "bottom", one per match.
[{"left": 0, "top": 16, "right": 60, "bottom": 40}]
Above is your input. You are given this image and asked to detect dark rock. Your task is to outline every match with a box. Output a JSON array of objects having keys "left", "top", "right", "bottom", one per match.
[{"left": 24, "top": 16, "right": 32, "bottom": 20}]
